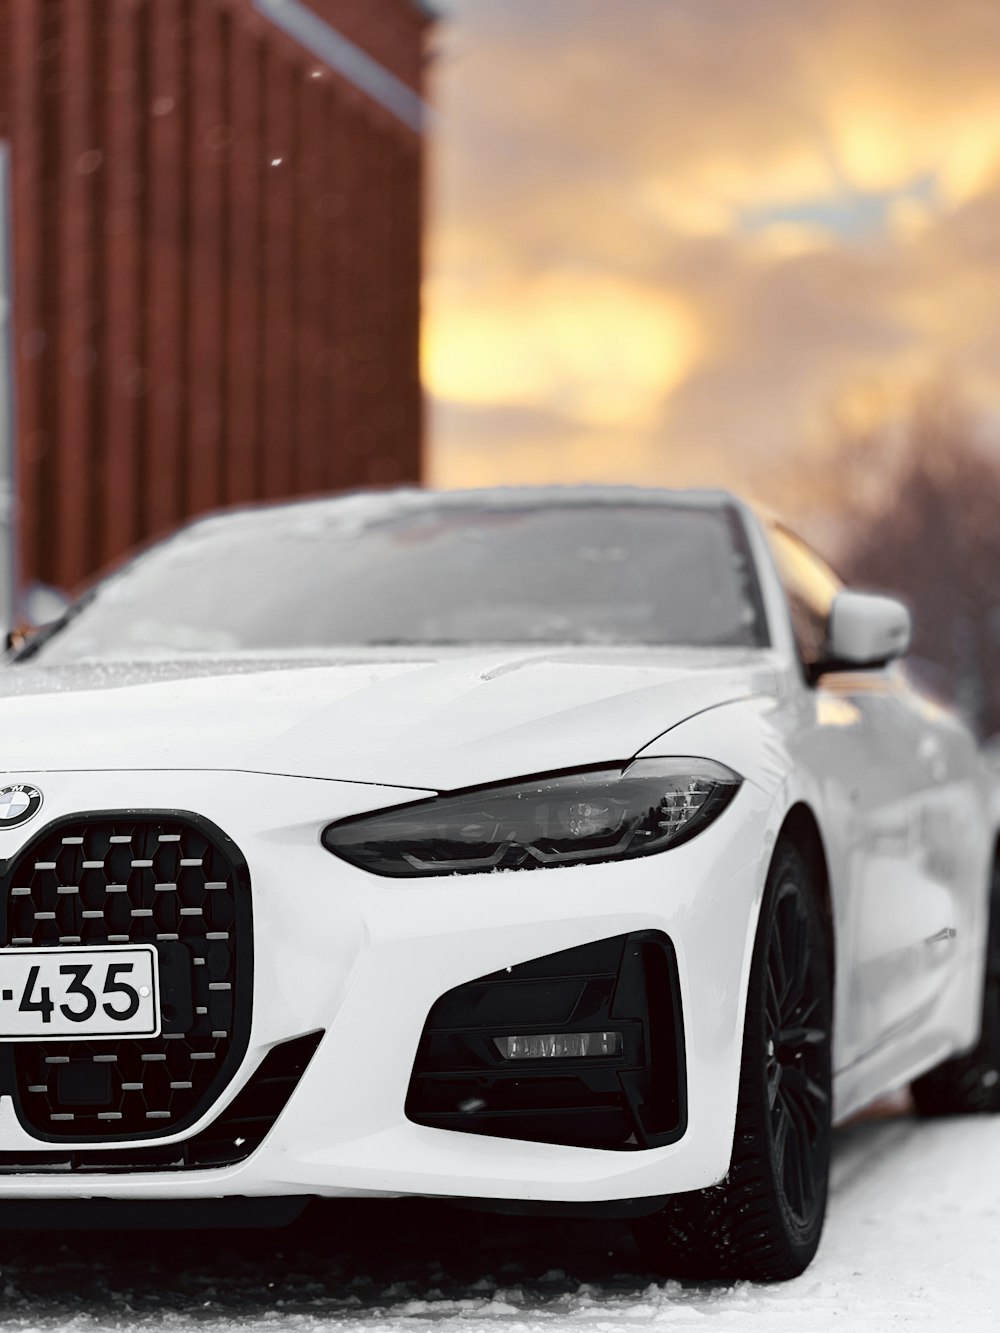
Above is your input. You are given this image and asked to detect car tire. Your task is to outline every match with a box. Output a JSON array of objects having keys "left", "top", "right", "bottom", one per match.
[
  {"left": 911, "top": 858, "right": 1000, "bottom": 1116},
  {"left": 633, "top": 840, "right": 833, "bottom": 1282}
]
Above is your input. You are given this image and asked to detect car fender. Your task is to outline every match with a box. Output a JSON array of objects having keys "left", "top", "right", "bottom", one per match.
[
  {"left": 635, "top": 693, "right": 833, "bottom": 886},
  {"left": 635, "top": 696, "right": 838, "bottom": 1067}
]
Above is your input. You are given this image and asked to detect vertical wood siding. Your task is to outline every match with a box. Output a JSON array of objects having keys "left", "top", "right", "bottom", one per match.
[{"left": 2, "top": 0, "right": 425, "bottom": 595}]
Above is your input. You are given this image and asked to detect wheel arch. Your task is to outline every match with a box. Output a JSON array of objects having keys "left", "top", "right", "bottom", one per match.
[{"left": 775, "top": 802, "right": 835, "bottom": 989}]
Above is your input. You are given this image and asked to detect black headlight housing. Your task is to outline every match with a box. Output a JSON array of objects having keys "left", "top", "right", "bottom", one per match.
[{"left": 322, "top": 758, "right": 741, "bottom": 878}]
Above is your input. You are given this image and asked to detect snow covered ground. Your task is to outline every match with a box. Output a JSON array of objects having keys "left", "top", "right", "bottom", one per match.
[{"left": 0, "top": 1098, "right": 997, "bottom": 1331}]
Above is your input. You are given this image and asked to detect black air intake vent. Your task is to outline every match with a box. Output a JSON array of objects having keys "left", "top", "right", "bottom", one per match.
[{"left": 406, "top": 932, "right": 685, "bottom": 1151}]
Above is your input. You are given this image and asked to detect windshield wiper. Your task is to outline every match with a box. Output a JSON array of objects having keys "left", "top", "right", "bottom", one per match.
[{"left": 5, "top": 588, "right": 99, "bottom": 665}]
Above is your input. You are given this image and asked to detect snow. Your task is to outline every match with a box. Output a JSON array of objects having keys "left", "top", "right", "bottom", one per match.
[
  {"left": 0, "top": 1098, "right": 998, "bottom": 1330},
  {"left": 184, "top": 485, "right": 739, "bottom": 541}
]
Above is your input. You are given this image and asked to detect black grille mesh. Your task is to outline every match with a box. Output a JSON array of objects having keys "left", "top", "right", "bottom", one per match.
[
  {"left": 0, "top": 814, "right": 252, "bottom": 1141},
  {"left": 0, "top": 1031, "right": 322, "bottom": 1173}
]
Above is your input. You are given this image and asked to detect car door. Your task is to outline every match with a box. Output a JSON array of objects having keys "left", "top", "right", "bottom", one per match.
[
  {"left": 832, "top": 673, "right": 964, "bottom": 1047},
  {"left": 767, "top": 525, "right": 960, "bottom": 1065},
  {"left": 883, "top": 669, "right": 990, "bottom": 1030}
]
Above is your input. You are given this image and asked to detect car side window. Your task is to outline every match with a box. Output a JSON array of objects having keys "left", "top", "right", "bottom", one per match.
[{"left": 768, "top": 525, "right": 843, "bottom": 671}]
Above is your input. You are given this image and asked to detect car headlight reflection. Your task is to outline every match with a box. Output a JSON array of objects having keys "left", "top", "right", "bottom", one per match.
[{"left": 321, "top": 758, "right": 741, "bottom": 878}]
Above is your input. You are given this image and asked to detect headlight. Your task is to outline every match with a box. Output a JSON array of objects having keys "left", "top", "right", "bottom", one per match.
[{"left": 322, "top": 758, "right": 741, "bottom": 878}]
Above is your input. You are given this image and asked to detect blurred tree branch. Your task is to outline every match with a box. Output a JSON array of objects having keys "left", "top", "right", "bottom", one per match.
[{"left": 786, "top": 376, "right": 1000, "bottom": 736}]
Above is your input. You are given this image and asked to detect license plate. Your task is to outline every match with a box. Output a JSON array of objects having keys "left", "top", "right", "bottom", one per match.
[{"left": 0, "top": 946, "right": 160, "bottom": 1040}]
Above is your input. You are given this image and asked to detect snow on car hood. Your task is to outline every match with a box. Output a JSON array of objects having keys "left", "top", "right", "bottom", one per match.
[{"left": 0, "top": 648, "right": 778, "bottom": 790}]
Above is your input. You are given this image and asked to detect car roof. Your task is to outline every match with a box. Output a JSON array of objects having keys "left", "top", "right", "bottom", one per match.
[{"left": 187, "top": 485, "right": 745, "bottom": 537}]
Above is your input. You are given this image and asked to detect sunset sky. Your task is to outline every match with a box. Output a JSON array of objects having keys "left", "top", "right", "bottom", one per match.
[{"left": 423, "top": 0, "right": 1000, "bottom": 509}]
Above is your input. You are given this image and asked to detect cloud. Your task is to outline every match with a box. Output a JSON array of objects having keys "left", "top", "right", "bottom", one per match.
[
  {"left": 426, "top": 0, "right": 1000, "bottom": 506},
  {"left": 425, "top": 270, "right": 700, "bottom": 426}
]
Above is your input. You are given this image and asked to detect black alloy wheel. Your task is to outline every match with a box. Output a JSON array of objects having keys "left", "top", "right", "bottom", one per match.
[
  {"left": 912, "top": 856, "right": 1000, "bottom": 1115},
  {"left": 765, "top": 873, "right": 832, "bottom": 1232},
  {"left": 634, "top": 840, "right": 833, "bottom": 1282}
]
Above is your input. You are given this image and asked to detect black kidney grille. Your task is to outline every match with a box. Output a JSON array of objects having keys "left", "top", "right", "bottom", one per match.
[{"left": 0, "top": 813, "right": 252, "bottom": 1142}]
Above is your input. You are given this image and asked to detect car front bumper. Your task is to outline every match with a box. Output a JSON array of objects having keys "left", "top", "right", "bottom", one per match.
[{"left": 0, "top": 766, "right": 770, "bottom": 1204}]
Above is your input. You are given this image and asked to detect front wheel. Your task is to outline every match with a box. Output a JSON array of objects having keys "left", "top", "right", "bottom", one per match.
[
  {"left": 911, "top": 857, "right": 1000, "bottom": 1116},
  {"left": 633, "top": 841, "right": 833, "bottom": 1282}
]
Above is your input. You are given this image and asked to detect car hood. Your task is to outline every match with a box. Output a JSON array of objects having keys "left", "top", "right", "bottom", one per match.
[{"left": 0, "top": 649, "right": 778, "bottom": 791}]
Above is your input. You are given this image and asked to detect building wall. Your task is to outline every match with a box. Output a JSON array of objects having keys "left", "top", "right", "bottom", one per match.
[{"left": 0, "top": 0, "right": 427, "bottom": 595}]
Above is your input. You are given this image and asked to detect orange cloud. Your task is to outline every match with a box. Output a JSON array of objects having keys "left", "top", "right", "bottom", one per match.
[
  {"left": 424, "top": 271, "right": 701, "bottom": 427},
  {"left": 426, "top": 0, "right": 1000, "bottom": 501}
]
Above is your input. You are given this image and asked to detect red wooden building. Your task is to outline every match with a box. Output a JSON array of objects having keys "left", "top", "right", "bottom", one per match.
[{"left": 0, "top": 0, "right": 429, "bottom": 599}]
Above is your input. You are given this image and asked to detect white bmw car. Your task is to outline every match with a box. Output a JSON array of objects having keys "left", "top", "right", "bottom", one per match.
[{"left": 0, "top": 486, "right": 997, "bottom": 1280}]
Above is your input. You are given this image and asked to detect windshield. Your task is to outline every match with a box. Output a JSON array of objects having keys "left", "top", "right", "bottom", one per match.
[{"left": 22, "top": 499, "right": 768, "bottom": 662}]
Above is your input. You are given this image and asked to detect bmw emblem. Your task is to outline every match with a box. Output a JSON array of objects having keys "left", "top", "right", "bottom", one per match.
[{"left": 0, "top": 785, "right": 43, "bottom": 830}]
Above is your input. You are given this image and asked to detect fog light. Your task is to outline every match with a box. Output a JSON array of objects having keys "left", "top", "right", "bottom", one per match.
[{"left": 494, "top": 1031, "right": 623, "bottom": 1060}]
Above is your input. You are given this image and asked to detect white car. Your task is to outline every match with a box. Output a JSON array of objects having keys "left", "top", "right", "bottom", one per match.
[{"left": 0, "top": 487, "right": 996, "bottom": 1280}]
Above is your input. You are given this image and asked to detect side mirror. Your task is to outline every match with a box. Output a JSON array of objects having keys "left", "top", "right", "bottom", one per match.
[{"left": 825, "top": 590, "right": 912, "bottom": 671}]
